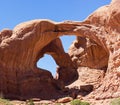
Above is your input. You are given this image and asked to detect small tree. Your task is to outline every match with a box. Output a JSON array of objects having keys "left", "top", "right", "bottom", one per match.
[{"left": 70, "top": 99, "right": 90, "bottom": 105}]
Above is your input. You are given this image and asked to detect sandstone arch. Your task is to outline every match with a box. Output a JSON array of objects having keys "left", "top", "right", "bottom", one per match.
[
  {"left": 0, "top": 0, "right": 120, "bottom": 100},
  {"left": 67, "top": 0, "right": 120, "bottom": 99},
  {"left": 0, "top": 20, "right": 79, "bottom": 99}
]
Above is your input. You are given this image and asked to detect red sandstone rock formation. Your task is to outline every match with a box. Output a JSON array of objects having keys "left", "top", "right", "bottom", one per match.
[
  {"left": 69, "top": 37, "right": 109, "bottom": 69},
  {"left": 68, "top": 0, "right": 120, "bottom": 99},
  {"left": 0, "top": 20, "right": 78, "bottom": 99},
  {"left": 0, "top": 0, "right": 120, "bottom": 101}
]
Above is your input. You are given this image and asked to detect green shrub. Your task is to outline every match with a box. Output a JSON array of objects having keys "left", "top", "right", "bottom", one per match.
[
  {"left": 110, "top": 98, "right": 120, "bottom": 105},
  {"left": 44, "top": 104, "right": 49, "bottom": 105},
  {"left": 70, "top": 99, "right": 90, "bottom": 105},
  {"left": 26, "top": 99, "right": 34, "bottom": 105},
  {"left": 0, "top": 98, "right": 13, "bottom": 105},
  {"left": 80, "top": 101, "right": 90, "bottom": 105},
  {"left": 70, "top": 99, "right": 81, "bottom": 105}
]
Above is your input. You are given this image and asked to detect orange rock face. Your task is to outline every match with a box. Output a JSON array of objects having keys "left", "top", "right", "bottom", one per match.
[
  {"left": 0, "top": 0, "right": 120, "bottom": 101},
  {"left": 69, "top": 37, "right": 109, "bottom": 69},
  {"left": 0, "top": 20, "right": 78, "bottom": 99},
  {"left": 68, "top": 0, "right": 120, "bottom": 99}
]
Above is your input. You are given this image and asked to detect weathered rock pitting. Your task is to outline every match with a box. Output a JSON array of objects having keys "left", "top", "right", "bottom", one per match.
[
  {"left": 0, "top": 20, "right": 78, "bottom": 99},
  {"left": 68, "top": 0, "right": 120, "bottom": 99},
  {"left": 0, "top": 0, "right": 120, "bottom": 101}
]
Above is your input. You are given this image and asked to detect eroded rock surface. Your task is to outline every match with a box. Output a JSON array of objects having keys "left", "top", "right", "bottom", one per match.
[
  {"left": 0, "top": 20, "right": 78, "bottom": 99},
  {"left": 69, "top": 37, "right": 109, "bottom": 69},
  {"left": 0, "top": 0, "right": 120, "bottom": 102},
  {"left": 68, "top": 0, "right": 120, "bottom": 100}
]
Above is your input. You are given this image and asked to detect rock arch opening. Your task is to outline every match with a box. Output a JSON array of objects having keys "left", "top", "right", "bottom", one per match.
[
  {"left": 37, "top": 54, "right": 58, "bottom": 77},
  {"left": 60, "top": 36, "right": 76, "bottom": 52},
  {"left": 36, "top": 36, "right": 77, "bottom": 78}
]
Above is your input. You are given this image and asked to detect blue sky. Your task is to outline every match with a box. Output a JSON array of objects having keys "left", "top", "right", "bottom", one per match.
[{"left": 0, "top": 0, "right": 111, "bottom": 76}]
